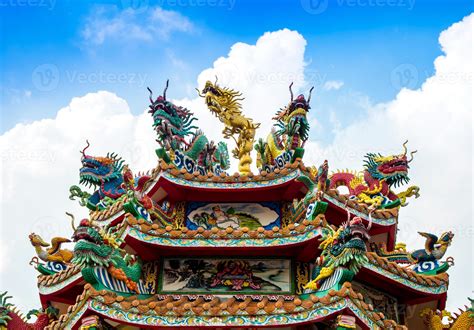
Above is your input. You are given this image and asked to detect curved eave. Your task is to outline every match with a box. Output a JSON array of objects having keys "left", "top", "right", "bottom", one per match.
[
  {"left": 147, "top": 168, "right": 309, "bottom": 203},
  {"left": 355, "top": 253, "right": 449, "bottom": 304},
  {"left": 358, "top": 263, "right": 448, "bottom": 295},
  {"left": 122, "top": 215, "right": 325, "bottom": 261},
  {"left": 47, "top": 284, "right": 404, "bottom": 330},
  {"left": 323, "top": 191, "right": 398, "bottom": 228},
  {"left": 38, "top": 268, "right": 84, "bottom": 306},
  {"left": 89, "top": 164, "right": 311, "bottom": 225}
]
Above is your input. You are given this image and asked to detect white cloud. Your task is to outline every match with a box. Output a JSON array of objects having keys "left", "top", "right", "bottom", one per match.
[
  {"left": 323, "top": 80, "right": 344, "bottom": 90},
  {"left": 305, "top": 14, "right": 473, "bottom": 311},
  {"left": 81, "top": 6, "right": 194, "bottom": 46},
  {"left": 176, "top": 28, "right": 310, "bottom": 172},
  {"left": 0, "top": 29, "right": 308, "bottom": 312},
  {"left": 1, "top": 14, "right": 472, "bottom": 316}
]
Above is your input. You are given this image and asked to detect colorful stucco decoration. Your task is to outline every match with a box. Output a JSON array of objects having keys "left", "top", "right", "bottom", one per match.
[
  {"left": 329, "top": 141, "right": 420, "bottom": 209},
  {"left": 5, "top": 80, "right": 462, "bottom": 329},
  {"left": 149, "top": 80, "right": 231, "bottom": 176},
  {"left": 372, "top": 231, "right": 454, "bottom": 275},
  {"left": 304, "top": 210, "right": 371, "bottom": 293},
  {"left": 420, "top": 301, "right": 474, "bottom": 329},
  {"left": 72, "top": 219, "right": 142, "bottom": 293},
  {"left": 255, "top": 83, "right": 313, "bottom": 172},
  {"left": 69, "top": 141, "right": 151, "bottom": 211},
  {"left": 198, "top": 78, "right": 260, "bottom": 174},
  {"left": 0, "top": 292, "right": 58, "bottom": 329}
]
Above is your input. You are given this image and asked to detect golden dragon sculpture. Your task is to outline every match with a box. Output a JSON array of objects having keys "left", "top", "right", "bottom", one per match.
[
  {"left": 420, "top": 302, "right": 473, "bottom": 330},
  {"left": 198, "top": 79, "right": 260, "bottom": 174}
]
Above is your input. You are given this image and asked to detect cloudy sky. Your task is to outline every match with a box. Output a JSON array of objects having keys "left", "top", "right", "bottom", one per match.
[{"left": 1, "top": 1, "right": 472, "bottom": 313}]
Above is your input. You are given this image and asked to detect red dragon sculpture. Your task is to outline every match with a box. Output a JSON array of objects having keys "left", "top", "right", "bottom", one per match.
[
  {"left": 329, "top": 141, "right": 420, "bottom": 208},
  {"left": 0, "top": 292, "right": 58, "bottom": 329}
]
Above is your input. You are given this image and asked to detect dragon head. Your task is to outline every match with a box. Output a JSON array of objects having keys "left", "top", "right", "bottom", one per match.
[
  {"left": 363, "top": 141, "right": 417, "bottom": 188},
  {"left": 148, "top": 80, "right": 198, "bottom": 150},
  {"left": 79, "top": 141, "right": 125, "bottom": 189},
  {"left": 72, "top": 219, "right": 114, "bottom": 268},
  {"left": 199, "top": 79, "right": 243, "bottom": 117},
  {"left": 273, "top": 83, "right": 313, "bottom": 150}
]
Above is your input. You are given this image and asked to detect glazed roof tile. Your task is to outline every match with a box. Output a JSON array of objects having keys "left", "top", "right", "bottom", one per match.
[
  {"left": 126, "top": 213, "right": 325, "bottom": 241},
  {"left": 37, "top": 264, "right": 81, "bottom": 287},
  {"left": 366, "top": 252, "right": 449, "bottom": 287},
  {"left": 44, "top": 282, "right": 407, "bottom": 329}
]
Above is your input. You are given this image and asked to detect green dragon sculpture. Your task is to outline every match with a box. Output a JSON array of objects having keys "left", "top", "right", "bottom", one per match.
[
  {"left": 304, "top": 212, "right": 371, "bottom": 292},
  {"left": 0, "top": 292, "right": 58, "bottom": 329},
  {"left": 69, "top": 141, "right": 150, "bottom": 211},
  {"left": 72, "top": 219, "right": 142, "bottom": 293},
  {"left": 255, "top": 83, "right": 313, "bottom": 170},
  {"left": 148, "top": 80, "right": 230, "bottom": 175},
  {"left": 329, "top": 141, "right": 420, "bottom": 208}
]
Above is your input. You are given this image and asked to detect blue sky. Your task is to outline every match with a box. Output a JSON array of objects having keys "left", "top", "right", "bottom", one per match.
[
  {"left": 0, "top": 1, "right": 472, "bottom": 313},
  {"left": 1, "top": 0, "right": 471, "bottom": 134}
]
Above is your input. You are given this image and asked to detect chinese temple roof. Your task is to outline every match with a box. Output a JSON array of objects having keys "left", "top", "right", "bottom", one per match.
[
  {"left": 5, "top": 80, "right": 463, "bottom": 330},
  {"left": 44, "top": 283, "right": 407, "bottom": 330}
]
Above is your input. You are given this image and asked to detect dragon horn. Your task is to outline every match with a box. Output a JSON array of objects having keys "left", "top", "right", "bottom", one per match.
[
  {"left": 402, "top": 140, "right": 408, "bottom": 156},
  {"left": 147, "top": 87, "right": 154, "bottom": 103},
  {"left": 289, "top": 82, "right": 294, "bottom": 101},
  {"left": 367, "top": 207, "right": 374, "bottom": 230},
  {"left": 66, "top": 212, "right": 76, "bottom": 231},
  {"left": 196, "top": 88, "right": 205, "bottom": 98},
  {"left": 307, "top": 86, "right": 315, "bottom": 104},
  {"left": 344, "top": 200, "right": 350, "bottom": 222},
  {"left": 408, "top": 150, "right": 417, "bottom": 163},
  {"left": 214, "top": 75, "right": 218, "bottom": 85},
  {"left": 81, "top": 140, "right": 90, "bottom": 158},
  {"left": 163, "top": 79, "right": 169, "bottom": 100}
]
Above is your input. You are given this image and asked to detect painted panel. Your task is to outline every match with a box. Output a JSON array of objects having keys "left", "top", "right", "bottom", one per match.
[
  {"left": 160, "top": 258, "right": 292, "bottom": 294},
  {"left": 185, "top": 202, "right": 281, "bottom": 230}
]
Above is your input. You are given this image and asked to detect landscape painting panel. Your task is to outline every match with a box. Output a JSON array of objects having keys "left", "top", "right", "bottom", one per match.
[
  {"left": 161, "top": 258, "right": 291, "bottom": 294},
  {"left": 185, "top": 202, "right": 281, "bottom": 230}
]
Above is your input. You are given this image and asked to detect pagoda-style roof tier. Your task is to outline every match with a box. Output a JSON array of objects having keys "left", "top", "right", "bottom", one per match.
[
  {"left": 36, "top": 244, "right": 449, "bottom": 310},
  {"left": 147, "top": 160, "right": 310, "bottom": 203},
  {"left": 122, "top": 214, "right": 324, "bottom": 261},
  {"left": 44, "top": 283, "right": 406, "bottom": 330},
  {"left": 355, "top": 253, "right": 449, "bottom": 310}
]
